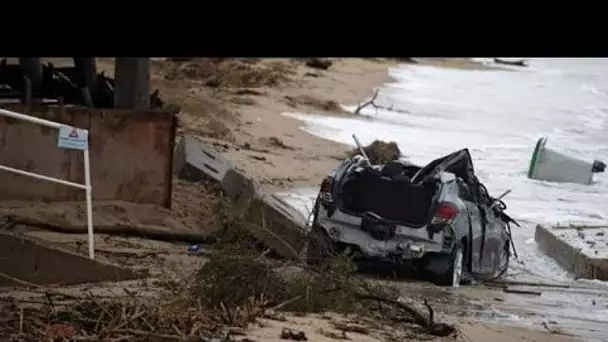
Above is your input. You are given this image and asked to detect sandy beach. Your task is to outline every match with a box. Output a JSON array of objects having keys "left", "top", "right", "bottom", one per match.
[
  {"left": 112, "top": 57, "right": 494, "bottom": 189},
  {"left": 148, "top": 58, "right": 403, "bottom": 188},
  {"left": 3, "top": 58, "right": 580, "bottom": 342},
  {"left": 136, "top": 57, "right": 575, "bottom": 342}
]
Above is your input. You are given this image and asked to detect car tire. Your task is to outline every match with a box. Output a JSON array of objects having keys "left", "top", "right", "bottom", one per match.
[
  {"left": 306, "top": 225, "right": 336, "bottom": 266},
  {"left": 432, "top": 242, "right": 465, "bottom": 287}
]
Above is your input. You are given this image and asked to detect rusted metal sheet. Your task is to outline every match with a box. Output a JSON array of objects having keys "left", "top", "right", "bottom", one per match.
[{"left": 0, "top": 104, "right": 176, "bottom": 207}]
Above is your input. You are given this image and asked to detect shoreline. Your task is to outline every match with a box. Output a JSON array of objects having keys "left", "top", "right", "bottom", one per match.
[
  {"left": 214, "top": 58, "right": 401, "bottom": 189},
  {"left": 9, "top": 58, "right": 579, "bottom": 342},
  {"left": 166, "top": 58, "right": 500, "bottom": 191},
  {"left": 212, "top": 58, "right": 507, "bottom": 190},
  {"left": 192, "top": 58, "right": 578, "bottom": 341}
]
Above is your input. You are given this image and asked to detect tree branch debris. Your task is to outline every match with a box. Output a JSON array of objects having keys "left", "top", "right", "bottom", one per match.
[
  {"left": 0, "top": 199, "right": 456, "bottom": 341},
  {"left": 354, "top": 89, "right": 409, "bottom": 115}
]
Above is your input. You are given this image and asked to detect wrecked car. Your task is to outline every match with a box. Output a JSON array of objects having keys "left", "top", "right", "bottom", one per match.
[{"left": 308, "top": 138, "right": 518, "bottom": 287}]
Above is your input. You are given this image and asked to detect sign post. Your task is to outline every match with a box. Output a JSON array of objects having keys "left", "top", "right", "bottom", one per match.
[
  {"left": 57, "top": 125, "right": 95, "bottom": 260},
  {"left": 0, "top": 108, "right": 96, "bottom": 260}
]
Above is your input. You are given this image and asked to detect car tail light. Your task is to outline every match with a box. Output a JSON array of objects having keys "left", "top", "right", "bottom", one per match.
[{"left": 431, "top": 202, "right": 459, "bottom": 225}]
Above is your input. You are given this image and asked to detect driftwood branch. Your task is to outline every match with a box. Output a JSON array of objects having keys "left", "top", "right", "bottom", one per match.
[
  {"left": 3, "top": 215, "right": 217, "bottom": 244},
  {"left": 354, "top": 89, "right": 409, "bottom": 115},
  {"left": 494, "top": 58, "right": 527, "bottom": 67},
  {"left": 354, "top": 293, "right": 455, "bottom": 337},
  {"left": 354, "top": 89, "right": 379, "bottom": 114}
]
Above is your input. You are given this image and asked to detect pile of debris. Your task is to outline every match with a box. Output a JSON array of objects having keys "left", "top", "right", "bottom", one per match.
[
  {"left": 0, "top": 58, "right": 165, "bottom": 109},
  {"left": 162, "top": 58, "right": 297, "bottom": 89},
  {"left": 0, "top": 289, "right": 227, "bottom": 341},
  {"left": 347, "top": 140, "right": 403, "bottom": 165},
  {"left": 0, "top": 238, "right": 456, "bottom": 341}
]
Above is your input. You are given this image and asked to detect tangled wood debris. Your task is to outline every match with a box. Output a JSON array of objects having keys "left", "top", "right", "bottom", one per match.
[
  {"left": 354, "top": 89, "right": 409, "bottom": 115},
  {"left": 0, "top": 183, "right": 455, "bottom": 341},
  {"left": 1, "top": 226, "right": 456, "bottom": 341}
]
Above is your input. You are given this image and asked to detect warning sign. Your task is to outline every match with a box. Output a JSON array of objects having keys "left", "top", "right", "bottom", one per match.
[{"left": 57, "top": 125, "right": 89, "bottom": 150}]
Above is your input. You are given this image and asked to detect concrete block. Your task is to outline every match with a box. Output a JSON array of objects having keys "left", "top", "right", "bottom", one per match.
[
  {"left": 535, "top": 224, "right": 608, "bottom": 281},
  {"left": 174, "top": 135, "right": 250, "bottom": 202},
  {"left": 235, "top": 181, "right": 308, "bottom": 260},
  {"left": 172, "top": 136, "right": 309, "bottom": 258},
  {"left": 0, "top": 232, "right": 139, "bottom": 286}
]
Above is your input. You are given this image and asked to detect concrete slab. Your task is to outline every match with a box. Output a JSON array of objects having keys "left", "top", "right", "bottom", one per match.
[
  {"left": 535, "top": 224, "right": 608, "bottom": 281},
  {"left": 174, "top": 135, "right": 250, "bottom": 202},
  {"left": 0, "top": 232, "right": 139, "bottom": 287},
  {"left": 235, "top": 180, "right": 308, "bottom": 260}
]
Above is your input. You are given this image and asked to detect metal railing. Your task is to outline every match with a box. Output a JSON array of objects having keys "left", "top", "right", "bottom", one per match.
[{"left": 0, "top": 108, "right": 95, "bottom": 259}]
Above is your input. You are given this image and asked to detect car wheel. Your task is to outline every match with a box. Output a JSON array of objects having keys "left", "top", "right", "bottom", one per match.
[
  {"left": 306, "top": 225, "right": 336, "bottom": 265},
  {"left": 433, "top": 243, "right": 465, "bottom": 287}
]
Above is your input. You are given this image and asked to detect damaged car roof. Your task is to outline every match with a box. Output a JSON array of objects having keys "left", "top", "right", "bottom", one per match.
[{"left": 411, "top": 149, "right": 475, "bottom": 185}]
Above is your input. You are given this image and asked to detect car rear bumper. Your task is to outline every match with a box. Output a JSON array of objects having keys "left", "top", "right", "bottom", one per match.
[{"left": 315, "top": 204, "right": 445, "bottom": 259}]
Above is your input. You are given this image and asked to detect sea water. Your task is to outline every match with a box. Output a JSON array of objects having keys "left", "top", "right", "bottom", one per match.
[{"left": 281, "top": 58, "right": 608, "bottom": 282}]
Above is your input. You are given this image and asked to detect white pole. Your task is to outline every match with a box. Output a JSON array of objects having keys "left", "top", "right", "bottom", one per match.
[
  {"left": 0, "top": 108, "right": 63, "bottom": 129},
  {"left": 83, "top": 147, "right": 95, "bottom": 260},
  {"left": 0, "top": 165, "right": 87, "bottom": 189},
  {"left": 0, "top": 108, "right": 95, "bottom": 259}
]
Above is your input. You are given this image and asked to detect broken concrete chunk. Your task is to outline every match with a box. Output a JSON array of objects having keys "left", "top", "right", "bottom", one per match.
[
  {"left": 536, "top": 224, "right": 608, "bottom": 281},
  {"left": 0, "top": 232, "right": 138, "bottom": 286},
  {"left": 235, "top": 180, "right": 308, "bottom": 260},
  {"left": 173, "top": 135, "right": 250, "bottom": 202}
]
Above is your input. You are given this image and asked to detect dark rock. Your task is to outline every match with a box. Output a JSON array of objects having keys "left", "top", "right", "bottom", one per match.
[
  {"left": 494, "top": 58, "right": 528, "bottom": 67},
  {"left": 305, "top": 58, "right": 332, "bottom": 70},
  {"left": 280, "top": 328, "right": 307, "bottom": 341}
]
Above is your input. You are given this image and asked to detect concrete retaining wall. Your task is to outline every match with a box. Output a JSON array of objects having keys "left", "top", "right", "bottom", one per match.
[
  {"left": 0, "top": 104, "right": 176, "bottom": 207},
  {"left": 535, "top": 224, "right": 608, "bottom": 280},
  {"left": 0, "top": 232, "right": 138, "bottom": 286}
]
